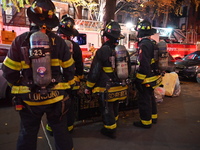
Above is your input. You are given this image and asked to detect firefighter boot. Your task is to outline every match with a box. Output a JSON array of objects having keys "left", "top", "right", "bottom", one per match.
[
  {"left": 133, "top": 121, "right": 152, "bottom": 129},
  {"left": 152, "top": 119, "right": 157, "bottom": 124},
  {"left": 100, "top": 128, "right": 116, "bottom": 139}
]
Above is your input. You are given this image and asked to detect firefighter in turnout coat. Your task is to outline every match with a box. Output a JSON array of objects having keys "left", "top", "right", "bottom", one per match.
[
  {"left": 133, "top": 19, "right": 162, "bottom": 128},
  {"left": 2, "top": 0, "right": 75, "bottom": 150},
  {"left": 46, "top": 15, "right": 84, "bottom": 134},
  {"left": 85, "top": 21, "right": 131, "bottom": 138}
]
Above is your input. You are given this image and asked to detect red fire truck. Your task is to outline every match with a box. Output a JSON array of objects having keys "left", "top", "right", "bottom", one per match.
[
  {"left": 153, "top": 27, "right": 198, "bottom": 60},
  {"left": 74, "top": 19, "right": 199, "bottom": 61}
]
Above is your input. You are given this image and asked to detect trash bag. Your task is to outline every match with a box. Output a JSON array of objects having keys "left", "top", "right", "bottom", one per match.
[
  {"left": 154, "top": 86, "right": 165, "bottom": 103},
  {"left": 162, "top": 72, "right": 181, "bottom": 97},
  {"left": 172, "top": 75, "right": 181, "bottom": 97}
]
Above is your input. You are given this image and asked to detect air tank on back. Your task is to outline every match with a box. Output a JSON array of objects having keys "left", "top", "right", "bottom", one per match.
[
  {"left": 29, "top": 31, "right": 52, "bottom": 91},
  {"left": 115, "top": 45, "right": 129, "bottom": 80}
]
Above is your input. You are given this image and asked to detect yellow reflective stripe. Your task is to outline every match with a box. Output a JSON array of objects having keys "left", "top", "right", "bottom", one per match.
[
  {"left": 11, "top": 86, "right": 30, "bottom": 94},
  {"left": 51, "top": 58, "right": 74, "bottom": 68},
  {"left": 78, "top": 75, "right": 84, "bottom": 80},
  {"left": 52, "top": 82, "right": 71, "bottom": 90},
  {"left": 68, "top": 125, "right": 74, "bottom": 132},
  {"left": 107, "top": 96, "right": 127, "bottom": 102},
  {"left": 72, "top": 85, "right": 80, "bottom": 90},
  {"left": 141, "top": 119, "right": 152, "bottom": 125},
  {"left": 151, "top": 58, "right": 155, "bottom": 64},
  {"left": 12, "top": 83, "right": 71, "bottom": 94},
  {"left": 68, "top": 78, "right": 75, "bottom": 86},
  {"left": 136, "top": 73, "right": 146, "bottom": 80},
  {"left": 21, "top": 61, "right": 30, "bottom": 69},
  {"left": 142, "top": 75, "right": 160, "bottom": 84},
  {"left": 46, "top": 124, "right": 52, "bottom": 132},
  {"left": 62, "top": 57, "right": 74, "bottom": 68},
  {"left": 74, "top": 76, "right": 80, "bottom": 82},
  {"left": 51, "top": 59, "right": 61, "bottom": 66},
  {"left": 3, "top": 56, "right": 22, "bottom": 71},
  {"left": 72, "top": 76, "right": 80, "bottom": 90},
  {"left": 103, "top": 67, "right": 114, "bottom": 73},
  {"left": 92, "top": 86, "right": 128, "bottom": 93},
  {"left": 104, "top": 123, "right": 117, "bottom": 130},
  {"left": 152, "top": 114, "right": 158, "bottom": 119},
  {"left": 23, "top": 95, "right": 64, "bottom": 106},
  {"left": 152, "top": 82, "right": 162, "bottom": 89},
  {"left": 108, "top": 86, "right": 128, "bottom": 92},
  {"left": 86, "top": 81, "right": 95, "bottom": 88},
  {"left": 92, "top": 87, "right": 105, "bottom": 93},
  {"left": 115, "top": 115, "right": 119, "bottom": 121}
]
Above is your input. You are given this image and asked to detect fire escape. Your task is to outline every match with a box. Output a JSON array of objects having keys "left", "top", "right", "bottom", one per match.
[{"left": 2, "top": 7, "right": 29, "bottom": 27}]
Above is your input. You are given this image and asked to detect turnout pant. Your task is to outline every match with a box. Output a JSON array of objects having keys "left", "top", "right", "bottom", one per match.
[
  {"left": 67, "top": 90, "right": 79, "bottom": 131},
  {"left": 98, "top": 93, "right": 119, "bottom": 131},
  {"left": 17, "top": 100, "right": 73, "bottom": 150},
  {"left": 136, "top": 83, "right": 157, "bottom": 125}
]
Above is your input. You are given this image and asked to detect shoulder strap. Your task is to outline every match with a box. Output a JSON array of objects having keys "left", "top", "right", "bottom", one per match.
[{"left": 21, "top": 31, "right": 34, "bottom": 47}]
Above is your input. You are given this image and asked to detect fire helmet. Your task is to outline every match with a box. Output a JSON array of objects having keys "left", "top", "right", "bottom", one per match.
[
  {"left": 135, "top": 20, "right": 155, "bottom": 38},
  {"left": 103, "top": 21, "right": 121, "bottom": 39},
  {"left": 27, "top": 0, "right": 59, "bottom": 29},
  {"left": 57, "top": 15, "right": 79, "bottom": 37}
]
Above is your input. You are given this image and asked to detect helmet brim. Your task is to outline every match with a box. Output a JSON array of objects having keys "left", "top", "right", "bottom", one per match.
[
  {"left": 58, "top": 27, "right": 79, "bottom": 37},
  {"left": 27, "top": 7, "right": 59, "bottom": 29},
  {"left": 137, "top": 28, "right": 155, "bottom": 38},
  {"left": 119, "top": 34, "right": 125, "bottom": 39}
]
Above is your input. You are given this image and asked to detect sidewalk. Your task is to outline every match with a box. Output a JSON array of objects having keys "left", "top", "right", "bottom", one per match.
[{"left": 0, "top": 81, "right": 200, "bottom": 150}]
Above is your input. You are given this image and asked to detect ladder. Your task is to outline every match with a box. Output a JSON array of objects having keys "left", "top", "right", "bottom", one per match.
[{"left": 74, "top": 19, "right": 104, "bottom": 31}]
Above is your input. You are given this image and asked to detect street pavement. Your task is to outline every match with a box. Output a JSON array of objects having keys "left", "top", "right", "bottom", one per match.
[{"left": 0, "top": 80, "right": 200, "bottom": 150}]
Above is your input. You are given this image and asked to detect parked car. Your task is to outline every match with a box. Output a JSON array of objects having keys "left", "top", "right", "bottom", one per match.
[
  {"left": 174, "top": 51, "right": 200, "bottom": 83},
  {"left": 0, "top": 44, "right": 12, "bottom": 103}
]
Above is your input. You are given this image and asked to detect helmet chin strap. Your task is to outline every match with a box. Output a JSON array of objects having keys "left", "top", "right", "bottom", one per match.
[{"left": 40, "top": 24, "right": 52, "bottom": 32}]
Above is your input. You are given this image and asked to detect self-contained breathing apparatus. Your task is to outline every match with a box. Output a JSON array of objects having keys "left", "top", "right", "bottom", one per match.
[
  {"left": 29, "top": 29, "right": 52, "bottom": 93},
  {"left": 108, "top": 45, "right": 131, "bottom": 106},
  {"left": 156, "top": 40, "right": 169, "bottom": 72},
  {"left": 148, "top": 39, "right": 169, "bottom": 77},
  {"left": 110, "top": 45, "right": 130, "bottom": 85},
  {"left": 21, "top": 26, "right": 54, "bottom": 95}
]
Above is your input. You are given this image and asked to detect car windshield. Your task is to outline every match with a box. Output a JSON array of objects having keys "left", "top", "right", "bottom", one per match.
[{"left": 183, "top": 53, "right": 197, "bottom": 60}]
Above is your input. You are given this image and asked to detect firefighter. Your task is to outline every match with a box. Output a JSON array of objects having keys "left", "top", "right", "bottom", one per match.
[
  {"left": 2, "top": 0, "right": 75, "bottom": 150},
  {"left": 89, "top": 44, "right": 96, "bottom": 58},
  {"left": 46, "top": 15, "right": 84, "bottom": 134},
  {"left": 133, "top": 19, "right": 162, "bottom": 128},
  {"left": 85, "top": 20, "right": 131, "bottom": 139}
]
